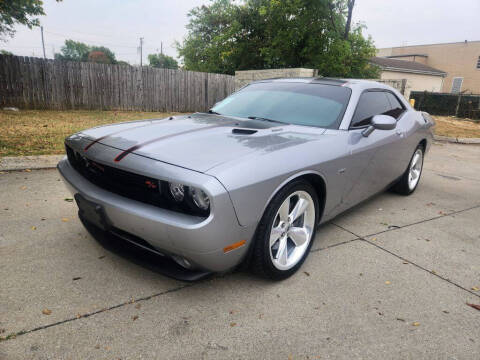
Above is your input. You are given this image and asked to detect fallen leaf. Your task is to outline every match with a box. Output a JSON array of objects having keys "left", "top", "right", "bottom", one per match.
[
  {"left": 0, "top": 328, "right": 6, "bottom": 334},
  {"left": 64, "top": 198, "right": 73, "bottom": 202},
  {"left": 132, "top": 315, "right": 139, "bottom": 321},
  {"left": 471, "top": 287, "right": 479, "bottom": 291},
  {"left": 25, "top": 169, "right": 31, "bottom": 172},
  {"left": 396, "top": 318, "right": 405, "bottom": 322},
  {"left": 467, "top": 303, "right": 480, "bottom": 311},
  {"left": 230, "top": 322, "right": 237, "bottom": 327},
  {"left": 135, "top": 304, "right": 141, "bottom": 309},
  {"left": 42, "top": 309, "right": 52, "bottom": 315},
  {"left": 304, "top": 271, "right": 310, "bottom": 276},
  {"left": 229, "top": 310, "right": 235, "bottom": 314},
  {"left": 72, "top": 277, "right": 82, "bottom": 281},
  {"left": 412, "top": 322, "right": 420, "bottom": 326},
  {"left": 258, "top": 313, "right": 263, "bottom": 319},
  {"left": 402, "top": 261, "right": 409, "bottom": 264},
  {"left": 98, "top": 255, "right": 106, "bottom": 259},
  {"left": 431, "top": 270, "right": 437, "bottom": 274},
  {"left": 20, "top": 186, "right": 27, "bottom": 190},
  {"left": 94, "top": 344, "right": 100, "bottom": 349},
  {"left": 31, "top": 226, "right": 36, "bottom": 230},
  {"left": 61, "top": 218, "right": 69, "bottom": 222},
  {"left": 442, "top": 310, "right": 449, "bottom": 314},
  {"left": 385, "top": 281, "right": 391, "bottom": 285}
]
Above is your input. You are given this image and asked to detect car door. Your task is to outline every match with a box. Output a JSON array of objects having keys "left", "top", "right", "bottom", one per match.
[{"left": 341, "top": 90, "right": 405, "bottom": 208}]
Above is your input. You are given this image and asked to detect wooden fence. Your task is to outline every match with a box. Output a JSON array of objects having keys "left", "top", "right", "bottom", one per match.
[{"left": 0, "top": 55, "right": 235, "bottom": 112}]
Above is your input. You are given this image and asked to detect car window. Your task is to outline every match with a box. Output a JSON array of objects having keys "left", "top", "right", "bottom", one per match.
[
  {"left": 351, "top": 91, "right": 391, "bottom": 128},
  {"left": 211, "top": 82, "right": 352, "bottom": 129},
  {"left": 385, "top": 92, "right": 405, "bottom": 119}
]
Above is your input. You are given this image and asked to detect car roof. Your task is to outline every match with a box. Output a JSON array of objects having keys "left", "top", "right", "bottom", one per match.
[{"left": 251, "top": 77, "right": 395, "bottom": 91}]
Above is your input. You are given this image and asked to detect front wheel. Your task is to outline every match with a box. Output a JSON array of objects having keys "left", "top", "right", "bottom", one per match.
[
  {"left": 251, "top": 180, "right": 319, "bottom": 280},
  {"left": 392, "top": 145, "right": 424, "bottom": 195}
]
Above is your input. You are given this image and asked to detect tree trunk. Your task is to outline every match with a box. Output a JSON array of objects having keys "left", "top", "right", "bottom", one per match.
[{"left": 344, "top": 0, "right": 355, "bottom": 40}]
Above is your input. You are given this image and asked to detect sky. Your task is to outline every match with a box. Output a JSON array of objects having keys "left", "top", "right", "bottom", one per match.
[{"left": 2, "top": 0, "right": 480, "bottom": 65}]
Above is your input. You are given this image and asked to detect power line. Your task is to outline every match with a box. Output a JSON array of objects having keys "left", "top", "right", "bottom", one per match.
[{"left": 43, "top": 30, "right": 138, "bottom": 48}]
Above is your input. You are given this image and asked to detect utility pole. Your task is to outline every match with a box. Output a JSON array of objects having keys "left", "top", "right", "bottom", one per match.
[
  {"left": 40, "top": 26, "right": 46, "bottom": 59},
  {"left": 139, "top": 37, "right": 144, "bottom": 66}
]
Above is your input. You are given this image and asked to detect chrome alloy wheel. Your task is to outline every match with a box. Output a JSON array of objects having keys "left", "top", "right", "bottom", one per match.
[
  {"left": 269, "top": 191, "right": 316, "bottom": 270},
  {"left": 408, "top": 148, "right": 423, "bottom": 190}
]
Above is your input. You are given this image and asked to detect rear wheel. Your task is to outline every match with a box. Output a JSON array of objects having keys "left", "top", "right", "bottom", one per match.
[
  {"left": 251, "top": 180, "right": 319, "bottom": 280},
  {"left": 392, "top": 145, "right": 424, "bottom": 195}
]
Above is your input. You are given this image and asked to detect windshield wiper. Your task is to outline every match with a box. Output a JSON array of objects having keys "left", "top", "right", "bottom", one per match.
[
  {"left": 208, "top": 109, "right": 222, "bottom": 115},
  {"left": 247, "top": 116, "right": 286, "bottom": 124}
]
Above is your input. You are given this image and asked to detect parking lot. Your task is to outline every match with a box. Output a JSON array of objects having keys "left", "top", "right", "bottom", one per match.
[{"left": 1, "top": 142, "right": 479, "bottom": 360}]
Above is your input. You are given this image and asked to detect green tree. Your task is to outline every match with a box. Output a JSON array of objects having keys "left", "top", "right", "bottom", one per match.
[
  {"left": 1, "top": 49, "right": 13, "bottom": 55},
  {"left": 177, "top": 0, "right": 379, "bottom": 78},
  {"left": 148, "top": 53, "right": 178, "bottom": 69},
  {"left": 0, "top": 0, "right": 56, "bottom": 39},
  {"left": 54, "top": 40, "right": 117, "bottom": 64},
  {"left": 54, "top": 40, "right": 90, "bottom": 62}
]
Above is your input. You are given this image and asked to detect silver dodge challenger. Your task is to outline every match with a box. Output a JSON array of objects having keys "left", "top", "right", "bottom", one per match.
[{"left": 58, "top": 78, "right": 434, "bottom": 280}]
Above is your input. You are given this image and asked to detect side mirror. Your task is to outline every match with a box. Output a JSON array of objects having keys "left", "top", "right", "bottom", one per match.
[{"left": 362, "top": 115, "right": 396, "bottom": 137}]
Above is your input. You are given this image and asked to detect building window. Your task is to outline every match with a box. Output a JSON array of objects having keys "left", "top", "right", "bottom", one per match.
[
  {"left": 451, "top": 77, "right": 463, "bottom": 94},
  {"left": 477, "top": 56, "right": 480, "bottom": 69}
]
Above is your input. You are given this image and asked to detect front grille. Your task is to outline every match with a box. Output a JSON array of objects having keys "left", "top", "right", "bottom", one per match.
[{"left": 65, "top": 144, "right": 206, "bottom": 217}]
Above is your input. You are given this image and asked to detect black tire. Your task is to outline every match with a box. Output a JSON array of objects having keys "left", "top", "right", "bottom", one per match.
[
  {"left": 392, "top": 144, "right": 424, "bottom": 196},
  {"left": 251, "top": 180, "right": 319, "bottom": 280}
]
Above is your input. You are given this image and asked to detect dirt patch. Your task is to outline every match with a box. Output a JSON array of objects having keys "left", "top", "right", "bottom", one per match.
[{"left": 433, "top": 116, "right": 480, "bottom": 138}]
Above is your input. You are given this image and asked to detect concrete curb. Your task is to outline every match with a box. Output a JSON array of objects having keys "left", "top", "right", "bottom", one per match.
[
  {"left": 433, "top": 135, "right": 480, "bottom": 144},
  {"left": 0, "top": 155, "right": 64, "bottom": 171}
]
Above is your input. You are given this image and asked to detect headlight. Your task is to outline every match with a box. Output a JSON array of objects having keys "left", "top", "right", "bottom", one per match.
[
  {"left": 169, "top": 183, "right": 185, "bottom": 202},
  {"left": 167, "top": 181, "right": 210, "bottom": 215},
  {"left": 189, "top": 187, "right": 210, "bottom": 211}
]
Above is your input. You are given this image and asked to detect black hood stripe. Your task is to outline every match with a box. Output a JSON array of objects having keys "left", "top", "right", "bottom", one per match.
[
  {"left": 84, "top": 118, "right": 173, "bottom": 152},
  {"left": 113, "top": 123, "right": 231, "bottom": 162}
]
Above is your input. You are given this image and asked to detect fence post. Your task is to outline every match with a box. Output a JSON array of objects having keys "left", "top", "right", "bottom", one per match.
[
  {"left": 400, "top": 79, "right": 407, "bottom": 95},
  {"left": 455, "top": 93, "right": 462, "bottom": 117}
]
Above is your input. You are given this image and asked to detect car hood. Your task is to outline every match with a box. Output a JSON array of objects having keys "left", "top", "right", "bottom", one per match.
[{"left": 80, "top": 113, "right": 326, "bottom": 173}]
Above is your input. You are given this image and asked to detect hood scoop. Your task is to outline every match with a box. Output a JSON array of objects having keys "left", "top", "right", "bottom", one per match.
[{"left": 232, "top": 128, "right": 257, "bottom": 135}]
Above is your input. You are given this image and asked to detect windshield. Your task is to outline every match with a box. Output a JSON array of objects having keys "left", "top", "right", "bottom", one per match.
[{"left": 211, "top": 82, "right": 351, "bottom": 129}]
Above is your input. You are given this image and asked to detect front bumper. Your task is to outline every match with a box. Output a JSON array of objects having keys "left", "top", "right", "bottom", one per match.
[{"left": 57, "top": 157, "right": 256, "bottom": 272}]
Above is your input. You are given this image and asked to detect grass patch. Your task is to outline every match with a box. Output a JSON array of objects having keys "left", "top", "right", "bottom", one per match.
[
  {"left": 433, "top": 116, "right": 480, "bottom": 138},
  {"left": 0, "top": 110, "right": 179, "bottom": 157}
]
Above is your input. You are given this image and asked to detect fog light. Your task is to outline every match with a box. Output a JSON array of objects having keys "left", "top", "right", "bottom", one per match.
[{"left": 172, "top": 255, "right": 192, "bottom": 269}]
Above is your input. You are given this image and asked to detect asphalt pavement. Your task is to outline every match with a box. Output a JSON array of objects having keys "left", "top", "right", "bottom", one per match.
[{"left": 1, "top": 142, "right": 479, "bottom": 359}]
